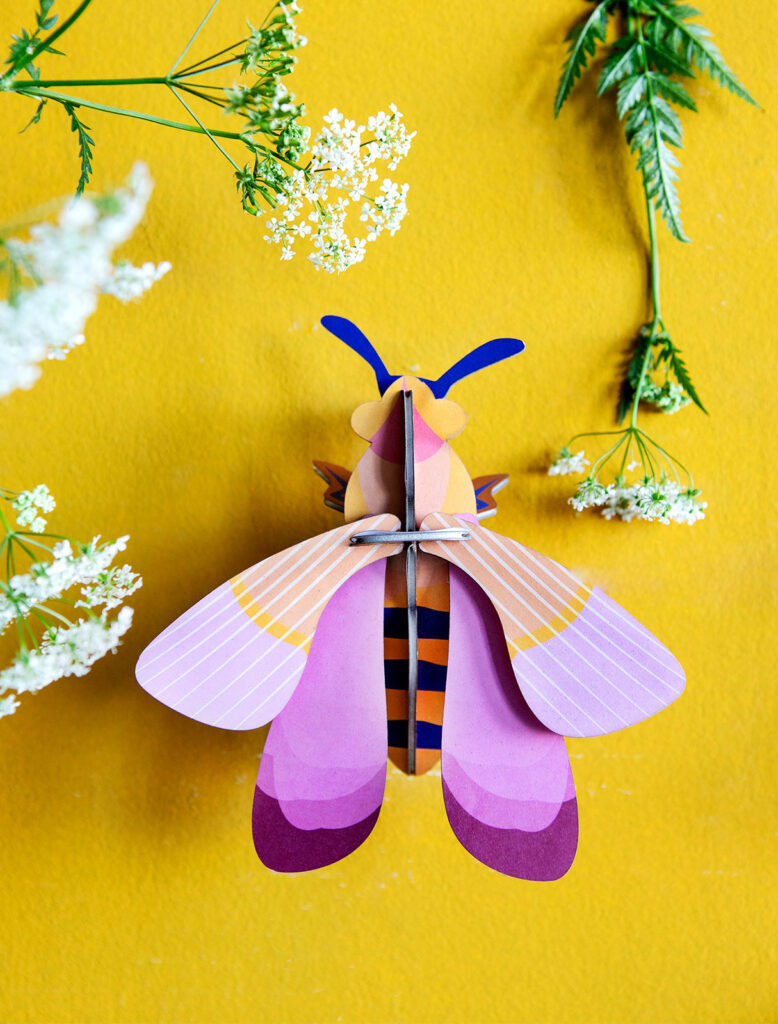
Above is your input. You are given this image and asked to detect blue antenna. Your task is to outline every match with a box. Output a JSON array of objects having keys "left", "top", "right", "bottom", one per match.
[
  {"left": 320, "top": 316, "right": 397, "bottom": 395},
  {"left": 321, "top": 316, "right": 524, "bottom": 396},
  {"left": 428, "top": 336, "right": 525, "bottom": 397}
]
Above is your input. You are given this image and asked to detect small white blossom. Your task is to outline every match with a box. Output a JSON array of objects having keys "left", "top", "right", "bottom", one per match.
[
  {"left": 1, "top": 483, "right": 142, "bottom": 718},
  {"left": 640, "top": 379, "right": 691, "bottom": 414},
  {"left": 0, "top": 534, "right": 132, "bottom": 631},
  {"left": 569, "top": 479, "right": 608, "bottom": 511},
  {"left": 0, "top": 694, "right": 20, "bottom": 719},
  {"left": 77, "top": 564, "right": 142, "bottom": 612},
  {"left": 0, "top": 608, "right": 134, "bottom": 697},
  {"left": 572, "top": 478, "right": 707, "bottom": 524},
  {"left": 0, "top": 163, "right": 170, "bottom": 397},
  {"left": 102, "top": 260, "right": 171, "bottom": 301},
  {"left": 261, "top": 107, "right": 414, "bottom": 272},
  {"left": 549, "top": 447, "right": 589, "bottom": 476},
  {"left": 12, "top": 484, "right": 55, "bottom": 532}
]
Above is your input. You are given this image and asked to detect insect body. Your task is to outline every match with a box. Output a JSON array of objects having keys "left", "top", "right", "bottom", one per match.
[{"left": 136, "top": 316, "right": 685, "bottom": 880}]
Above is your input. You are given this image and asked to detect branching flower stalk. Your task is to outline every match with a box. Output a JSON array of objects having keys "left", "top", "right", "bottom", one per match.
[
  {"left": 549, "top": 0, "right": 755, "bottom": 523},
  {"left": 1, "top": 0, "right": 415, "bottom": 271},
  {"left": 0, "top": 485, "right": 142, "bottom": 718}
]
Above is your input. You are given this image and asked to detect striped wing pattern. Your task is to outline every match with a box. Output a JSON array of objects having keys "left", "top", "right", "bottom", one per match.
[
  {"left": 420, "top": 513, "right": 685, "bottom": 738},
  {"left": 136, "top": 514, "right": 401, "bottom": 731},
  {"left": 443, "top": 568, "right": 577, "bottom": 880},
  {"left": 253, "top": 561, "right": 389, "bottom": 871}
]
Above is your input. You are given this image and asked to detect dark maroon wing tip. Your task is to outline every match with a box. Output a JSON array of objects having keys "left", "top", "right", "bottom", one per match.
[
  {"left": 252, "top": 785, "right": 380, "bottom": 873},
  {"left": 442, "top": 780, "right": 579, "bottom": 881}
]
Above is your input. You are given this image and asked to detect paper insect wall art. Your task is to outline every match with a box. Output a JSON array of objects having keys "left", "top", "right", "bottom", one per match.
[{"left": 136, "top": 316, "right": 685, "bottom": 880}]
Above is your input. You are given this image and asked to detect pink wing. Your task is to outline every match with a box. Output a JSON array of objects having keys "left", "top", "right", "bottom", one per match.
[
  {"left": 443, "top": 567, "right": 578, "bottom": 880},
  {"left": 421, "top": 513, "right": 685, "bottom": 738},
  {"left": 136, "top": 515, "right": 401, "bottom": 730},
  {"left": 253, "top": 560, "right": 388, "bottom": 871}
]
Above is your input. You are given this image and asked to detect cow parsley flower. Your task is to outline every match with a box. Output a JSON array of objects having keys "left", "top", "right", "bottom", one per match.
[
  {"left": 0, "top": 487, "right": 141, "bottom": 719},
  {"left": 555, "top": 428, "right": 706, "bottom": 524},
  {"left": 258, "top": 106, "right": 415, "bottom": 272},
  {"left": 640, "top": 379, "right": 691, "bottom": 414},
  {"left": 548, "top": 447, "right": 589, "bottom": 476},
  {"left": 12, "top": 484, "right": 55, "bottom": 533},
  {"left": 0, "top": 163, "right": 170, "bottom": 397},
  {"left": 0, "top": 608, "right": 134, "bottom": 700}
]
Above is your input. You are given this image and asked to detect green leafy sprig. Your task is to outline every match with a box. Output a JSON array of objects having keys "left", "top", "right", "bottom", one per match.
[
  {"left": 549, "top": 0, "right": 755, "bottom": 524},
  {"left": 1, "top": 1, "right": 415, "bottom": 271},
  {"left": 1, "top": 0, "right": 308, "bottom": 198}
]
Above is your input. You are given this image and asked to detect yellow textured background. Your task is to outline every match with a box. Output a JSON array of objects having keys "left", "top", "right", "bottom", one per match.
[{"left": 0, "top": 1, "right": 775, "bottom": 1022}]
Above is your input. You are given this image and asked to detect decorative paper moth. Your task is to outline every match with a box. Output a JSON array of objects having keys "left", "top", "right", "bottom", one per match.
[{"left": 136, "top": 316, "right": 684, "bottom": 880}]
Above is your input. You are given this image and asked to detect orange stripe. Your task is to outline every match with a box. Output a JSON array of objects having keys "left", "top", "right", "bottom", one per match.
[
  {"left": 384, "top": 637, "right": 409, "bottom": 660},
  {"left": 417, "top": 690, "right": 445, "bottom": 725},
  {"left": 388, "top": 746, "right": 440, "bottom": 776},
  {"left": 385, "top": 689, "right": 407, "bottom": 719},
  {"left": 416, "top": 581, "right": 449, "bottom": 612},
  {"left": 387, "top": 690, "right": 445, "bottom": 725},
  {"left": 418, "top": 638, "right": 448, "bottom": 665},
  {"left": 384, "top": 637, "right": 449, "bottom": 664}
]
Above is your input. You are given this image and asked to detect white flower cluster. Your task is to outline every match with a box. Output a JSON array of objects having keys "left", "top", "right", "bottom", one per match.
[
  {"left": 640, "top": 379, "right": 691, "bottom": 414},
  {"left": 102, "top": 260, "right": 172, "bottom": 302},
  {"left": 548, "top": 448, "right": 590, "bottom": 476},
  {"left": 0, "top": 535, "right": 139, "bottom": 631},
  {"left": 12, "top": 483, "right": 55, "bottom": 533},
  {"left": 263, "top": 107, "right": 414, "bottom": 272},
  {"left": 570, "top": 478, "right": 707, "bottom": 524},
  {"left": 0, "top": 163, "right": 170, "bottom": 397},
  {"left": 0, "top": 507, "right": 141, "bottom": 718},
  {"left": 0, "top": 608, "right": 134, "bottom": 715}
]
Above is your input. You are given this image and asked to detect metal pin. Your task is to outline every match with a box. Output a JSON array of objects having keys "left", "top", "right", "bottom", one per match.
[
  {"left": 350, "top": 528, "right": 470, "bottom": 545},
  {"left": 402, "top": 390, "right": 418, "bottom": 775}
]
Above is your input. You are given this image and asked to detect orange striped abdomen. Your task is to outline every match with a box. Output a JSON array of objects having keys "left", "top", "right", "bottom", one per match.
[{"left": 384, "top": 552, "right": 449, "bottom": 774}]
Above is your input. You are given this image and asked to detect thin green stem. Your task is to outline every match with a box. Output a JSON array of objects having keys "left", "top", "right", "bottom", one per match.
[
  {"left": 168, "top": 0, "right": 222, "bottom": 77},
  {"left": 588, "top": 430, "right": 630, "bottom": 479},
  {"left": 172, "top": 81, "right": 226, "bottom": 110},
  {"left": 177, "top": 39, "right": 246, "bottom": 76},
  {"left": 15, "top": 77, "right": 173, "bottom": 88},
  {"left": 6, "top": 0, "right": 94, "bottom": 79},
  {"left": 30, "top": 604, "right": 72, "bottom": 629},
  {"left": 175, "top": 56, "right": 244, "bottom": 79},
  {"left": 634, "top": 431, "right": 658, "bottom": 480},
  {"left": 567, "top": 428, "right": 626, "bottom": 444},
  {"left": 629, "top": 190, "right": 663, "bottom": 429},
  {"left": 17, "top": 87, "right": 245, "bottom": 141},
  {"left": 9, "top": 535, "right": 39, "bottom": 564},
  {"left": 638, "top": 430, "right": 693, "bottom": 482},
  {"left": 15, "top": 613, "right": 29, "bottom": 653},
  {"left": 168, "top": 85, "right": 240, "bottom": 171}
]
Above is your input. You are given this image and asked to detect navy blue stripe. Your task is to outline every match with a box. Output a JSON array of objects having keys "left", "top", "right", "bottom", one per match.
[
  {"left": 419, "top": 661, "right": 447, "bottom": 691},
  {"left": 387, "top": 720, "right": 443, "bottom": 750},
  {"left": 383, "top": 607, "right": 450, "bottom": 638},
  {"left": 384, "top": 660, "right": 447, "bottom": 692}
]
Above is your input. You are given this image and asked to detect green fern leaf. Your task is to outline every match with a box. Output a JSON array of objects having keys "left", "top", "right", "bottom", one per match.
[
  {"left": 554, "top": 0, "right": 613, "bottom": 117},
  {"left": 19, "top": 98, "right": 47, "bottom": 133},
  {"left": 626, "top": 89, "right": 688, "bottom": 241},
  {"left": 649, "top": 71, "right": 697, "bottom": 111},
  {"left": 617, "top": 74, "right": 647, "bottom": 117},
  {"left": 63, "top": 101, "right": 94, "bottom": 195},
  {"left": 648, "top": 0, "right": 757, "bottom": 104},
  {"left": 597, "top": 38, "right": 641, "bottom": 94},
  {"left": 668, "top": 346, "right": 707, "bottom": 412}
]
